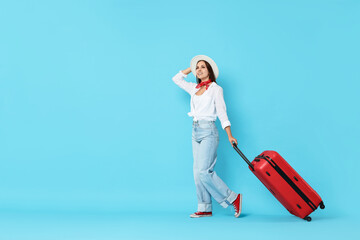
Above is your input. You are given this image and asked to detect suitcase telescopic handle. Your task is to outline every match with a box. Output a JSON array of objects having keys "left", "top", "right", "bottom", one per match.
[{"left": 232, "top": 143, "right": 255, "bottom": 171}]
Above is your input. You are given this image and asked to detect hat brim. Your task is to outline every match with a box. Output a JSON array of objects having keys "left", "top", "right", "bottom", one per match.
[{"left": 190, "top": 55, "right": 219, "bottom": 80}]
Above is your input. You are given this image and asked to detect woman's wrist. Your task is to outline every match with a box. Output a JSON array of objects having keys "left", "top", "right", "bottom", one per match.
[
  {"left": 225, "top": 126, "right": 232, "bottom": 137},
  {"left": 182, "top": 67, "right": 191, "bottom": 75}
]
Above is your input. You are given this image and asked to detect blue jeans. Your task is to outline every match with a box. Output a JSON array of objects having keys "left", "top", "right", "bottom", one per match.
[{"left": 192, "top": 120, "right": 237, "bottom": 212}]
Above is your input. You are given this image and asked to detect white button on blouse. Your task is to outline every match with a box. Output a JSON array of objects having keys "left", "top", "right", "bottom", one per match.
[{"left": 172, "top": 71, "right": 231, "bottom": 129}]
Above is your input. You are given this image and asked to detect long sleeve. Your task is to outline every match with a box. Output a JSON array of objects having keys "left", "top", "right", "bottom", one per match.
[
  {"left": 172, "top": 71, "right": 196, "bottom": 95},
  {"left": 214, "top": 87, "right": 231, "bottom": 129}
]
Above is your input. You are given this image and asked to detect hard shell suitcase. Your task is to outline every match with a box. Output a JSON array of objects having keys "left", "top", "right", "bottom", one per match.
[{"left": 233, "top": 144, "right": 325, "bottom": 221}]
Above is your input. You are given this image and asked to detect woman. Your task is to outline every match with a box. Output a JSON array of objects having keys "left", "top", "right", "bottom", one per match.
[{"left": 172, "top": 55, "right": 242, "bottom": 218}]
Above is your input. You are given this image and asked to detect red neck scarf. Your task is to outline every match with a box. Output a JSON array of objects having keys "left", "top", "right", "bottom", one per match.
[{"left": 196, "top": 79, "right": 212, "bottom": 90}]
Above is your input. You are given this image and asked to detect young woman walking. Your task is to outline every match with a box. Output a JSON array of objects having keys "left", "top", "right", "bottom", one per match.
[{"left": 172, "top": 55, "right": 242, "bottom": 218}]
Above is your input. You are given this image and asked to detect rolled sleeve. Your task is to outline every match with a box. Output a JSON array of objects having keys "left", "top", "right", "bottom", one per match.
[
  {"left": 172, "top": 71, "right": 196, "bottom": 95},
  {"left": 214, "top": 87, "right": 231, "bottom": 129},
  {"left": 221, "top": 120, "right": 231, "bottom": 129}
]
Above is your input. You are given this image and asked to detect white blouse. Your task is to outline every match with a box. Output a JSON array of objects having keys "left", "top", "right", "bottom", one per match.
[{"left": 172, "top": 71, "right": 231, "bottom": 129}]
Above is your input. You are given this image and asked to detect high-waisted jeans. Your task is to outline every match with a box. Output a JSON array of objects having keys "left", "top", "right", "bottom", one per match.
[{"left": 192, "top": 120, "right": 237, "bottom": 212}]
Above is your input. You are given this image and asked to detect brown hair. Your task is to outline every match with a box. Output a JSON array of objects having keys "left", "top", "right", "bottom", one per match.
[{"left": 196, "top": 60, "right": 217, "bottom": 84}]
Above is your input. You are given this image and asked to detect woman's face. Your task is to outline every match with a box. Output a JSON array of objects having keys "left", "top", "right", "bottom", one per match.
[{"left": 196, "top": 61, "right": 209, "bottom": 81}]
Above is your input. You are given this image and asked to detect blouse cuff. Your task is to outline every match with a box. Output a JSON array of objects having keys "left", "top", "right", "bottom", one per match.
[
  {"left": 179, "top": 70, "right": 187, "bottom": 78},
  {"left": 221, "top": 120, "right": 231, "bottom": 129}
]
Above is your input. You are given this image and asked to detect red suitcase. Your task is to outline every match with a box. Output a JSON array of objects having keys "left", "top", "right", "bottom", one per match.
[{"left": 233, "top": 144, "right": 325, "bottom": 221}]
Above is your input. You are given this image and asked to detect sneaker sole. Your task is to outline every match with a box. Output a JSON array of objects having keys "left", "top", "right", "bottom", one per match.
[
  {"left": 190, "top": 214, "right": 212, "bottom": 218},
  {"left": 235, "top": 194, "right": 242, "bottom": 218}
]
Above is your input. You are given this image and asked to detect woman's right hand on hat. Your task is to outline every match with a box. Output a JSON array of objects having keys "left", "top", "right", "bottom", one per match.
[{"left": 182, "top": 67, "right": 191, "bottom": 75}]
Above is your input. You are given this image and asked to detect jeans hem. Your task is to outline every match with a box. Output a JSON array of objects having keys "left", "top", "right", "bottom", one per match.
[
  {"left": 219, "top": 191, "right": 237, "bottom": 208},
  {"left": 198, "top": 203, "right": 212, "bottom": 212}
]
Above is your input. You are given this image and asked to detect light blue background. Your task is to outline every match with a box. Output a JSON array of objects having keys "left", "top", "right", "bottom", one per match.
[{"left": 1, "top": 0, "right": 359, "bottom": 239}]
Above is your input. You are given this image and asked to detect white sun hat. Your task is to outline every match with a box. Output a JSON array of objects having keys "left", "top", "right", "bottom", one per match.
[{"left": 190, "top": 55, "right": 219, "bottom": 80}]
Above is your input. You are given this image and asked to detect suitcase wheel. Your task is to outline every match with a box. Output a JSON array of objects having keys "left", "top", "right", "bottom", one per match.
[
  {"left": 319, "top": 202, "right": 325, "bottom": 209},
  {"left": 304, "top": 216, "right": 312, "bottom": 222}
]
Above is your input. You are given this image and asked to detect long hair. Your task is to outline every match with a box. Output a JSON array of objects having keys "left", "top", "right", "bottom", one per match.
[{"left": 196, "top": 60, "right": 217, "bottom": 84}]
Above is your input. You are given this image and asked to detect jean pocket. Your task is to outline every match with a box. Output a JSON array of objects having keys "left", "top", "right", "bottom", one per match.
[{"left": 212, "top": 129, "right": 219, "bottom": 138}]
